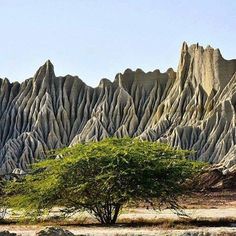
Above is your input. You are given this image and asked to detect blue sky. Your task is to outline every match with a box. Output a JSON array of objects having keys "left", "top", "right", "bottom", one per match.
[{"left": 0, "top": 0, "right": 235, "bottom": 87}]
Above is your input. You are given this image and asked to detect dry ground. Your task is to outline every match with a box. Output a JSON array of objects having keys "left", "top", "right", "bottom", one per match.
[
  {"left": 179, "top": 190, "right": 236, "bottom": 209},
  {"left": 1, "top": 190, "right": 236, "bottom": 235},
  {"left": 0, "top": 225, "right": 236, "bottom": 236}
]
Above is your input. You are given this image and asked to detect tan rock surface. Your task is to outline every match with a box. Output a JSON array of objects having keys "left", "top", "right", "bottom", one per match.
[{"left": 0, "top": 43, "right": 235, "bottom": 174}]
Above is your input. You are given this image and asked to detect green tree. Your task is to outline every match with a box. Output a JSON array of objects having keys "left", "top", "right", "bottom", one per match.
[{"left": 4, "top": 138, "right": 205, "bottom": 224}]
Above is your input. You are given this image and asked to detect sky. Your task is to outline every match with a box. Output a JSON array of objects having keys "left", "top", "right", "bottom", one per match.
[{"left": 0, "top": 0, "right": 235, "bottom": 87}]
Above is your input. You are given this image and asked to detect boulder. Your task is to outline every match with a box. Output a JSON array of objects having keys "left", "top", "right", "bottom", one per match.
[
  {"left": 0, "top": 231, "right": 17, "bottom": 236},
  {"left": 36, "top": 227, "right": 75, "bottom": 236}
]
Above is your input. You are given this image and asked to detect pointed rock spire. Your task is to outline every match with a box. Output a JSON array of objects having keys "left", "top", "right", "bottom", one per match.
[
  {"left": 33, "top": 60, "right": 55, "bottom": 89},
  {"left": 0, "top": 42, "right": 236, "bottom": 175},
  {"left": 181, "top": 41, "right": 188, "bottom": 52}
]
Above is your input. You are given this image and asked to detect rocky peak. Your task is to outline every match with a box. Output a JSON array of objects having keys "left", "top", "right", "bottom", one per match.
[
  {"left": 0, "top": 42, "right": 236, "bottom": 175},
  {"left": 33, "top": 60, "right": 55, "bottom": 87},
  {"left": 178, "top": 42, "right": 236, "bottom": 95}
]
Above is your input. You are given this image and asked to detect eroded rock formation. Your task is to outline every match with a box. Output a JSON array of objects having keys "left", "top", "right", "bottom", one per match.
[{"left": 0, "top": 42, "right": 236, "bottom": 175}]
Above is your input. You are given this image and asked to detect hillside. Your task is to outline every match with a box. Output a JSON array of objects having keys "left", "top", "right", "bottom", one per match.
[{"left": 0, "top": 42, "right": 236, "bottom": 175}]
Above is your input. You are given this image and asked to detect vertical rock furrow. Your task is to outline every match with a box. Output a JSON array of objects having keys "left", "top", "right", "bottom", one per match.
[{"left": 0, "top": 43, "right": 236, "bottom": 174}]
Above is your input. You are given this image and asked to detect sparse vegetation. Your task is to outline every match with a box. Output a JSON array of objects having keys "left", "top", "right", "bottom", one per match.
[
  {"left": 4, "top": 138, "right": 205, "bottom": 224},
  {"left": 0, "top": 178, "right": 7, "bottom": 220}
]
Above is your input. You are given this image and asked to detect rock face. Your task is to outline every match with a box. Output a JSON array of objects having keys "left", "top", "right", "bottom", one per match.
[
  {"left": 0, "top": 231, "right": 17, "bottom": 236},
  {"left": 191, "top": 166, "right": 236, "bottom": 191},
  {"left": 36, "top": 227, "right": 75, "bottom": 236},
  {"left": 0, "top": 42, "right": 236, "bottom": 175}
]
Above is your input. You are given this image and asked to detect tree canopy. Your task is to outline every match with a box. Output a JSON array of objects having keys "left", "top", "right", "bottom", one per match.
[{"left": 4, "top": 138, "right": 205, "bottom": 224}]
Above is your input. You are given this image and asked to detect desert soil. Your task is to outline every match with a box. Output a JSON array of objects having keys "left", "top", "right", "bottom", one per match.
[
  {"left": 1, "top": 191, "right": 236, "bottom": 235},
  {"left": 0, "top": 225, "right": 236, "bottom": 236}
]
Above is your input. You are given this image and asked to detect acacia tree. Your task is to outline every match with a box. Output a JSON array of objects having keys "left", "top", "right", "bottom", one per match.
[{"left": 4, "top": 138, "right": 205, "bottom": 224}]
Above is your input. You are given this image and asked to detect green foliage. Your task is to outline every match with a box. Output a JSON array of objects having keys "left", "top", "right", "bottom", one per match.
[
  {"left": 4, "top": 138, "right": 206, "bottom": 224},
  {"left": 0, "top": 178, "right": 7, "bottom": 219}
]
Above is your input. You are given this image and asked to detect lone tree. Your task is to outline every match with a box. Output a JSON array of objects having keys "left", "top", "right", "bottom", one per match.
[{"left": 4, "top": 138, "right": 204, "bottom": 224}]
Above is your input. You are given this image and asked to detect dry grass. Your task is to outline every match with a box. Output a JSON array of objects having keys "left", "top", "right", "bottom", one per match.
[
  {"left": 3, "top": 214, "right": 236, "bottom": 230},
  {"left": 2, "top": 190, "right": 236, "bottom": 230}
]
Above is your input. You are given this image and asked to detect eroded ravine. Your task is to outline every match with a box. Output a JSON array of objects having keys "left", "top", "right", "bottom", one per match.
[{"left": 0, "top": 42, "right": 236, "bottom": 175}]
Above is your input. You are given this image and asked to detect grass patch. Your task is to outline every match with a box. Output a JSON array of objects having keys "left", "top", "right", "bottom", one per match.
[{"left": 1, "top": 216, "right": 236, "bottom": 230}]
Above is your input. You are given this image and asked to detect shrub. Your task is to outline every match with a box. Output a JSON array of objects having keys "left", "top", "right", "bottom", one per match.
[{"left": 4, "top": 138, "right": 205, "bottom": 224}]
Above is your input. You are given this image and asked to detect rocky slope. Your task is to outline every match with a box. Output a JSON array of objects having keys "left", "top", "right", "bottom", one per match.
[{"left": 0, "top": 42, "right": 236, "bottom": 175}]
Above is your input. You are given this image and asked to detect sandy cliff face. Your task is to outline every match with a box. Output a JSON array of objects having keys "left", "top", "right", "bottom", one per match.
[
  {"left": 141, "top": 43, "right": 236, "bottom": 170},
  {"left": 0, "top": 42, "right": 235, "bottom": 175}
]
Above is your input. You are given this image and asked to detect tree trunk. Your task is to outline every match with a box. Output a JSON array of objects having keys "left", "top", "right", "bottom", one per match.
[
  {"left": 92, "top": 204, "right": 121, "bottom": 224},
  {"left": 111, "top": 204, "right": 120, "bottom": 224}
]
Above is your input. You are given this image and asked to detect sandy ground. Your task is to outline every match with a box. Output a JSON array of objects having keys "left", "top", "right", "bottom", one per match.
[
  {"left": 5, "top": 207, "right": 236, "bottom": 223},
  {"left": 1, "top": 208, "right": 236, "bottom": 235},
  {"left": 0, "top": 225, "right": 236, "bottom": 236},
  {"left": 118, "top": 207, "right": 236, "bottom": 220},
  {"left": 1, "top": 191, "right": 236, "bottom": 235}
]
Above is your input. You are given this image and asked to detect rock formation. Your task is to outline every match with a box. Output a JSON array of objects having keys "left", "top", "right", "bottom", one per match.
[
  {"left": 36, "top": 227, "right": 75, "bottom": 236},
  {"left": 0, "top": 232, "right": 17, "bottom": 236},
  {"left": 0, "top": 42, "right": 236, "bottom": 175}
]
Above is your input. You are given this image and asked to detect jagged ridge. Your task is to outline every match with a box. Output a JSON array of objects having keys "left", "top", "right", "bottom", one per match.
[{"left": 0, "top": 42, "right": 236, "bottom": 175}]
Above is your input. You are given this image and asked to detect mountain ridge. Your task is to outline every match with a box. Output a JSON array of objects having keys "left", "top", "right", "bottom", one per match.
[{"left": 0, "top": 42, "right": 236, "bottom": 175}]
